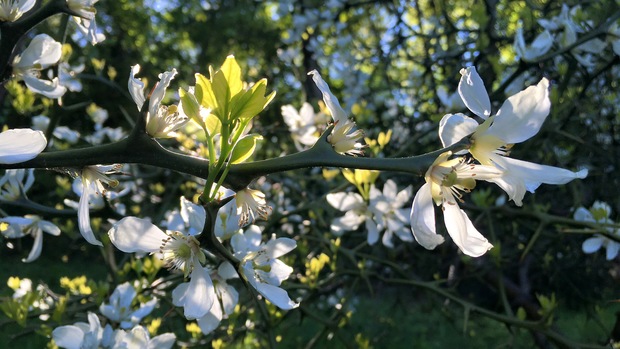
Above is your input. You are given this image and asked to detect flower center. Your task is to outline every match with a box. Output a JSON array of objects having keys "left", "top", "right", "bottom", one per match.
[{"left": 160, "top": 231, "right": 205, "bottom": 277}]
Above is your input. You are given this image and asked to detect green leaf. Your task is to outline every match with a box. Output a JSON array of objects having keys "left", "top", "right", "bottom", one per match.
[
  {"left": 230, "top": 134, "right": 262, "bottom": 164},
  {"left": 230, "top": 79, "right": 276, "bottom": 121},
  {"left": 179, "top": 87, "right": 204, "bottom": 129},
  {"left": 220, "top": 55, "right": 243, "bottom": 96},
  {"left": 195, "top": 73, "right": 219, "bottom": 113}
]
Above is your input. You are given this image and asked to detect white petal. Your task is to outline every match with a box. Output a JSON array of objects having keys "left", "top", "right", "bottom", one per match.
[
  {"left": 78, "top": 181, "right": 103, "bottom": 246},
  {"left": 606, "top": 242, "right": 620, "bottom": 260},
  {"left": 442, "top": 203, "right": 493, "bottom": 257},
  {"left": 410, "top": 183, "right": 445, "bottom": 250},
  {"left": 489, "top": 78, "right": 550, "bottom": 144},
  {"left": 52, "top": 325, "right": 84, "bottom": 349},
  {"left": 108, "top": 217, "right": 166, "bottom": 253},
  {"left": 307, "top": 70, "right": 348, "bottom": 125},
  {"left": 525, "top": 30, "right": 554, "bottom": 61},
  {"left": 180, "top": 266, "right": 215, "bottom": 320},
  {"left": 39, "top": 220, "right": 61, "bottom": 236},
  {"left": 197, "top": 301, "right": 222, "bottom": 335},
  {"left": 180, "top": 196, "right": 205, "bottom": 235},
  {"left": 14, "top": 34, "right": 61, "bottom": 69},
  {"left": 582, "top": 237, "right": 603, "bottom": 254},
  {"left": 494, "top": 157, "right": 587, "bottom": 200},
  {"left": 573, "top": 207, "right": 594, "bottom": 222},
  {"left": 254, "top": 282, "right": 298, "bottom": 310},
  {"left": 217, "top": 261, "right": 238, "bottom": 280},
  {"left": 22, "top": 75, "right": 67, "bottom": 99},
  {"left": 365, "top": 217, "right": 380, "bottom": 245},
  {"left": 438, "top": 113, "right": 480, "bottom": 147},
  {"left": 128, "top": 65, "right": 146, "bottom": 110},
  {"left": 148, "top": 333, "right": 176, "bottom": 349},
  {"left": 218, "top": 282, "right": 239, "bottom": 315},
  {"left": 22, "top": 230, "right": 43, "bottom": 263},
  {"left": 331, "top": 211, "right": 364, "bottom": 233},
  {"left": 0, "top": 129, "right": 47, "bottom": 164},
  {"left": 458, "top": 67, "right": 491, "bottom": 119},
  {"left": 149, "top": 69, "right": 178, "bottom": 117},
  {"left": 264, "top": 238, "right": 296, "bottom": 259},
  {"left": 326, "top": 192, "right": 364, "bottom": 211}
]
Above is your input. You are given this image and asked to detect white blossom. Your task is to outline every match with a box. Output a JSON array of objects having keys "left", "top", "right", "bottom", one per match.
[
  {"left": 439, "top": 66, "right": 587, "bottom": 206},
  {"left": 0, "top": 128, "right": 47, "bottom": 164},
  {"left": 12, "top": 34, "right": 66, "bottom": 98}
]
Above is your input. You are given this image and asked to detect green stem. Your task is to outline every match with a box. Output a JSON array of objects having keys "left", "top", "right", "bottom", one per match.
[{"left": 1, "top": 126, "right": 470, "bottom": 191}]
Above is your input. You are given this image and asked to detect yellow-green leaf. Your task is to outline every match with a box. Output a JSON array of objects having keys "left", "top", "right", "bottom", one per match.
[
  {"left": 220, "top": 55, "right": 243, "bottom": 96},
  {"left": 230, "top": 79, "right": 276, "bottom": 121},
  {"left": 179, "top": 87, "right": 204, "bottom": 129},
  {"left": 230, "top": 134, "right": 263, "bottom": 164},
  {"left": 195, "top": 73, "right": 218, "bottom": 112}
]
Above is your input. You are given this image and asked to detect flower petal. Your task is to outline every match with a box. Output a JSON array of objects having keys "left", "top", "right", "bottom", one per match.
[
  {"left": 326, "top": 192, "right": 364, "bottom": 211},
  {"left": 410, "top": 183, "right": 445, "bottom": 250},
  {"left": 22, "top": 75, "right": 67, "bottom": 98},
  {"left": 108, "top": 217, "right": 166, "bottom": 253},
  {"left": 573, "top": 207, "right": 594, "bottom": 222},
  {"left": 149, "top": 68, "right": 178, "bottom": 117},
  {"left": 307, "top": 70, "right": 348, "bottom": 125},
  {"left": 442, "top": 203, "right": 493, "bottom": 257},
  {"left": 128, "top": 65, "right": 146, "bottom": 110},
  {"left": 490, "top": 156, "right": 587, "bottom": 205},
  {"left": 179, "top": 265, "right": 215, "bottom": 320},
  {"left": 0, "top": 129, "right": 47, "bottom": 164},
  {"left": 489, "top": 78, "right": 550, "bottom": 144},
  {"left": 254, "top": 282, "right": 298, "bottom": 310},
  {"left": 264, "top": 238, "right": 296, "bottom": 259},
  {"left": 458, "top": 67, "right": 491, "bottom": 119},
  {"left": 148, "top": 333, "right": 176, "bottom": 349},
  {"left": 14, "top": 34, "right": 61, "bottom": 69},
  {"left": 438, "top": 113, "right": 480, "bottom": 147},
  {"left": 22, "top": 229, "right": 43, "bottom": 263},
  {"left": 78, "top": 180, "right": 103, "bottom": 246},
  {"left": 582, "top": 237, "right": 603, "bottom": 254},
  {"left": 52, "top": 325, "right": 84, "bottom": 349},
  {"left": 197, "top": 301, "right": 223, "bottom": 335},
  {"left": 606, "top": 242, "right": 620, "bottom": 260}
]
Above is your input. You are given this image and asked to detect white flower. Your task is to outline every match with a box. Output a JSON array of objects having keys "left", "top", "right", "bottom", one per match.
[
  {"left": 410, "top": 152, "right": 502, "bottom": 257},
  {"left": 514, "top": 25, "right": 553, "bottom": 62},
  {"left": 128, "top": 65, "right": 188, "bottom": 138},
  {"left": 575, "top": 201, "right": 620, "bottom": 260},
  {"left": 439, "top": 67, "right": 587, "bottom": 206},
  {"left": 67, "top": 0, "right": 104, "bottom": 45},
  {"left": 78, "top": 165, "right": 121, "bottom": 246},
  {"left": 52, "top": 312, "right": 114, "bottom": 349},
  {"left": 0, "top": 215, "right": 60, "bottom": 262},
  {"left": 537, "top": 4, "right": 606, "bottom": 68},
  {"left": 111, "top": 325, "right": 176, "bottom": 349},
  {"left": 174, "top": 262, "right": 239, "bottom": 335},
  {"left": 326, "top": 191, "right": 380, "bottom": 244},
  {"left": 281, "top": 102, "right": 328, "bottom": 150},
  {"left": 214, "top": 198, "right": 242, "bottom": 240},
  {"left": 164, "top": 196, "right": 206, "bottom": 236},
  {"left": 32, "top": 115, "right": 81, "bottom": 144},
  {"left": 0, "top": 128, "right": 46, "bottom": 164},
  {"left": 108, "top": 216, "right": 215, "bottom": 320},
  {"left": 53, "top": 62, "right": 86, "bottom": 92},
  {"left": 11, "top": 34, "right": 66, "bottom": 98},
  {"left": 307, "top": 70, "right": 364, "bottom": 156},
  {"left": 232, "top": 225, "right": 298, "bottom": 310},
  {"left": 99, "top": 282, "right": 158, "bottom": 329},
  {"left": 235, "top": 188, "right": 272, "bottom": 227},
  {"left": 368, "top": 180, "right": 414, "bottom": 248},
  {"left": 0, "top": 0, "right": 35, "bottom": 22},
  {"left": 0, "top": 169, "right": 34, "bottom": 201}
]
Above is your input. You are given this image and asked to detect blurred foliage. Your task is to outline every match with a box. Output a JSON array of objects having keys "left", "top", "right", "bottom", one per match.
[{"left": 1, "top": 0, "right": 620, "bottom": 348}]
